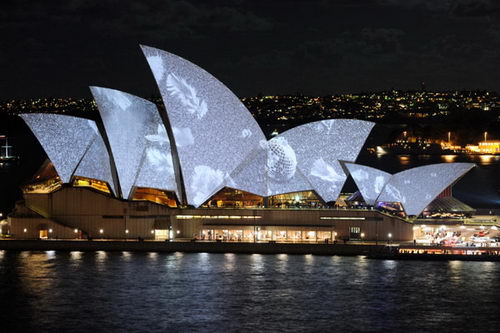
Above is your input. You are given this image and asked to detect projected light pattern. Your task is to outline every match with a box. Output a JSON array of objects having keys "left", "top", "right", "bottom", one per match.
[
  {"left": 278, "top": 119, "right": 375, "bottom": 202},
  {"left": 21, "top": 113, "right": 115, "bottom": 192},
  {"left": 21, "top": 114, "right": 98, "bottom": 183},
  {"left": 141, "top": 45, "right": 266, "bottom": 207},
  {"left": 91, "top": 87, "right": 177, "bottom": 199},
  {"left": 377, "top": 163, "right": 475, "bottom": 216},
  {"left": 345, "top": 163, "right": 391, "bottom": 205},
  {"left": 74, "top": 134, "right": 116, "bottom": 194},
  {"left": 231, "top": 143, "right": 314, "bottom": 197},
  {"left": 21, "top": 45, "right": 474, "bottom": 211}
]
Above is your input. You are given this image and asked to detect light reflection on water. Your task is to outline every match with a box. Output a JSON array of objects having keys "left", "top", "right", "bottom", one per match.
[
  {"left": 1, "top": 252, "right": 500, "bottom": 332},
  {"left": 398, "top": 155, "right": 411, "bottom": 166},
  {"left": 441, "top": 154, "right": 457, "bottom": 163}
]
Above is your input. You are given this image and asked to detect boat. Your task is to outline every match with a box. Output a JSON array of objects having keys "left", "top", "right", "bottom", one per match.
[{"left": 367, "top": 245, "right": 500, "bottom": 261}]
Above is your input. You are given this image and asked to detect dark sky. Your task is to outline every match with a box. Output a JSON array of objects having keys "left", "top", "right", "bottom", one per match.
[{"left": 1, "top": 0, "right": 499, "bottom": 99}]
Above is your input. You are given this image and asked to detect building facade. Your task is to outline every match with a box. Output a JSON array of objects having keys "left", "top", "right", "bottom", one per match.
[{"left": 8, "top": 45, "right": 475, "bottom": 242}]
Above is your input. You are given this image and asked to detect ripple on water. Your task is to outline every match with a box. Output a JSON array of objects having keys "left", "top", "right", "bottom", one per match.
[{"left": 0, "top": 252, "right": 499, "bottom": 332}]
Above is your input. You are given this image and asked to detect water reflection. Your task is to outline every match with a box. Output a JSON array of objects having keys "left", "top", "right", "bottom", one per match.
[
  {"left": 441, "top": 154, "right": 457, "bottom": 163},
  {"left": 398, "top": 155, "right": 411, "bottom": 166},
  {"left": 383, "top": 259, "right": 397, "bottom": 270},
  {"left": 224, "top": 253, "right": 235, "bottom": 271},
  {"left": 121, "top": 251, "right": 131, "bottom": 261},
  {"left": 250, "top": 253, "right": 264, "bottom": 275},
  {"left": 478, "top": 154, "right": 495, "bottom": 166},
  {"left": 95, "top": 251, "right": 107, "bottom": 270},
  {"left": 1, "top": 252, "right": 500, "bottom": 332}
]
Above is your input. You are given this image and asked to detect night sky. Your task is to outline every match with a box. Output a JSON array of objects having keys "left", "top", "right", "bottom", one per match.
[{"left": 1, "top": 0, "right": 499, "bottom": 99}]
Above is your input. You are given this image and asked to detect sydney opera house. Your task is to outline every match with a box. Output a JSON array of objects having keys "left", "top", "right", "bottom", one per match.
[{"left": 8, "top": 45, "right": 475, "bottom": 242}]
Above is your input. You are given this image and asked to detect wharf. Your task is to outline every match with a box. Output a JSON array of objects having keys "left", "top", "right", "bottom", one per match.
[{"left": 0, "top": 239, "right": 383, "bottom": 256}]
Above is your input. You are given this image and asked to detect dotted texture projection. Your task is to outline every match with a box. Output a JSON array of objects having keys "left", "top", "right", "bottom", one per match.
[
  {"left": 377, "top": 163, "right": 475, "bottom": 216},
  {"left": 141, "top": 45, "right": 266, "bottom": 207},
  {"left": 278, "top": 119, "right": 375, "bottom": 203},
  {"left": 231, "top": 119, "right": 373, "bottom": 200},
  {"left": 230, "top": 141, "right": 314, "bottom": 197},
  {"left": 344, "top": 163, "right": 391, "bottom": 206},
  {"left": 74, "top": 134, "right": 116, "bottom": 195},
  {"left": 91, "top": 87, "right": 177, "bottom": 199},
  {"left": 21, "top": 113, "right": 115, "bottom": 192}
]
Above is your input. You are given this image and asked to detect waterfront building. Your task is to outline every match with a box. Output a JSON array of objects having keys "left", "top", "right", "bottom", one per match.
[{"left": 7, "top": 46, "right": 476, "bottom": 242}]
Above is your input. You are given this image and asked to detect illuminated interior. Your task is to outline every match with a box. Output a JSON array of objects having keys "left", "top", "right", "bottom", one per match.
[
  {"left": 203, "top": 188, "right": 263, "bottom": 208},
  {"left": 132, "top": 187, "right": 178, "bottom": 207},
  {"left": 23, "top": 178, "right": 62, "bottom": 194},
  {"left": 376, "top": 201, "right": 406, "bottom": 218},
  {"left": 23, "top": 161, "right": 62, "bottom": 194},
  {"left": 199, "top": 227, "right": 335, "bottom": 242},
  {"left": 268, "top": 191, "right": 322, "bottom": 208},
  {"left": 72, "top": 176, "right": 111, "bottom": 194}
]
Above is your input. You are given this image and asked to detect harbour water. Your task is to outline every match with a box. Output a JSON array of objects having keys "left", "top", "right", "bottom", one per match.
[{"left": 0, "top": 251, "right": 499, "bottom": 332}]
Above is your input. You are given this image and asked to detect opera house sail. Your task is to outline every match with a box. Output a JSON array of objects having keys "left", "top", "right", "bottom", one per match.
[
  {"left": 345, "top": 162, "right": 475, "bottom": 216},
  {"left": 19, "top": 44, "right": 474, "bottom": 221},
  {"left": 21, "top": 113, "right": 116, "bottom": 194},
  {"left": 345, "top": 163, "right": 391, "bottom": 206},
  {"left": 376, "top": 163, "right": 474, "bottom": 216},
  {"left": 91, "top": 87, "right": 178, "bottom": 200},
  {"left": 141, "top": 45, "right": 267, "bottom": 207}
]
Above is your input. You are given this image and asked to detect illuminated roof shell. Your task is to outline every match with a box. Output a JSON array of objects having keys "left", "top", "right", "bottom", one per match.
[
  {"left": 345, "top": 163, "right": 391, "bottom": 206},
  {"left": 90, "top": 87, "right": 177, "bottom": 199},
  {"left": 231, "top": 119, "right": 374, "bottom": 200},
  {"left": 276, "top": 119, "right": 375, "bottom": 202},
  {"left": 230, "top": 145, "right": 314, "bottom": 197},
  {"left": 21, "top": 113, "right": 116, "bottom": 193},
  {"left": 376, "top": 163, "right": 475, "bottom": 216},
  {"left": 141, "top": 45, "right": 266, "bottom": 207}
]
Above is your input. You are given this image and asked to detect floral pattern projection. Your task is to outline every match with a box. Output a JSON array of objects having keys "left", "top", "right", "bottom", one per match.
[
  {"left": 229, "top": 137, "right": 314, "bottom": 198},
  {"left": 344, "top": 163, "right": 392, "bottom": 206},
  {"left": 369, "top": 163, "right": 475, "bottom": 216},
  {"left": 21, "top": 113, "right": 116, "bottom": 194},
  {"left": 276, "top": 119, "right": 375, "bottom": 203},
  {"left": 90, "top": 87, "right": 177, "bottom": 199},
  {"left": 142, "top": 46, "right": 266, "bottom": 207},
  {"left": 230, "top": 119, "right": 374, "bottom": 200}
]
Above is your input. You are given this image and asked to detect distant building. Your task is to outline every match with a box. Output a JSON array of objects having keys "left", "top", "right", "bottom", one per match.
[{"left": 478, "top": 140, "right": 500, "bottom": 154}]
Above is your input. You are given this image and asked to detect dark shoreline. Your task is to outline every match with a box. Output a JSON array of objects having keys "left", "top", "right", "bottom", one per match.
[
  {"left": 0, "top": 239, "right": 382, "bottom": 255},
  {"left": 2, "top": 240, "right": 500, "bottom": 262}
]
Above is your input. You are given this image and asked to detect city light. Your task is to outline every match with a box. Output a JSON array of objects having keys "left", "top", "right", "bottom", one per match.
[
  {"left": 388, "top": 233, "right": 392, "bottom": 238},
  {"left": 99, "top": 229, "right": 104, "bottom": 234},
  {"left": 125, "top": 229, "right": 129, "bottom": 234},
  {"left": 49, "top": 228, "right": 53, "bottom": 233},
  {"left": 74, "top": 229, "right": 78, "bottom": 233}
]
